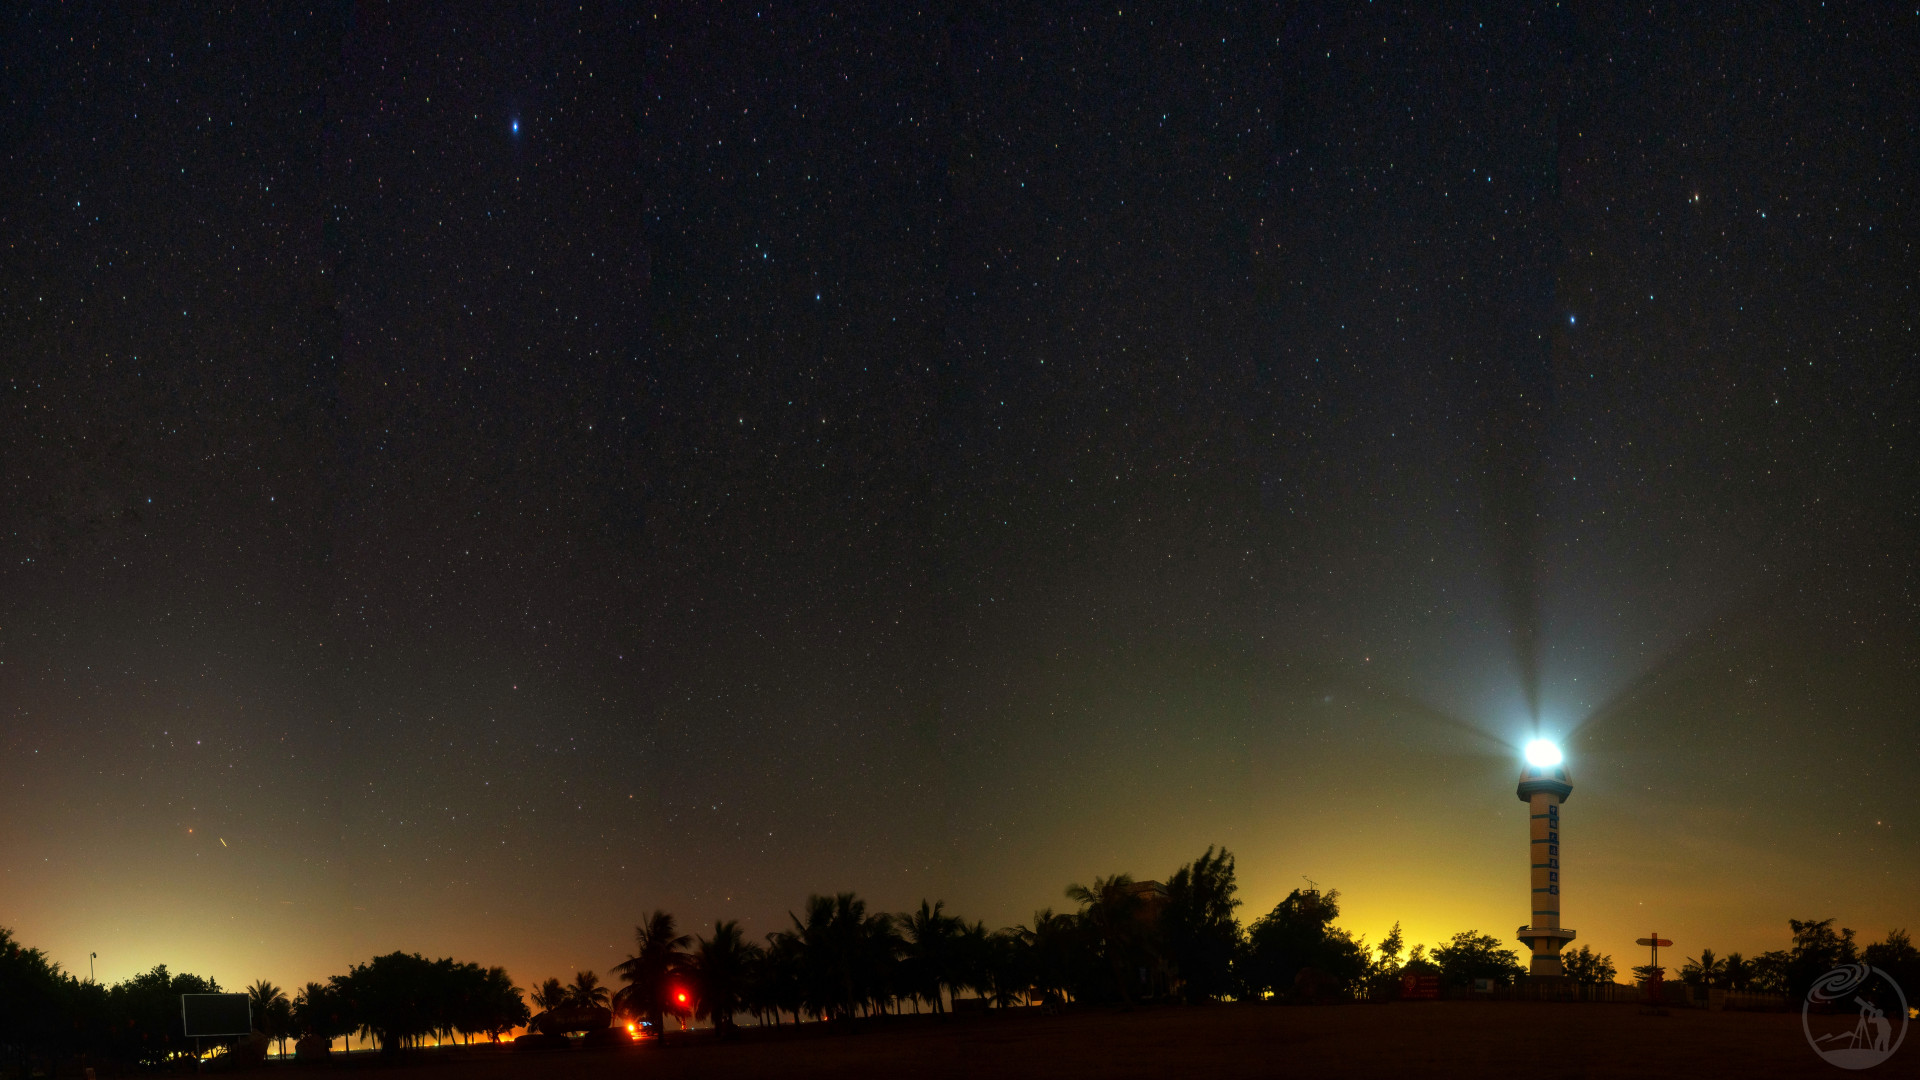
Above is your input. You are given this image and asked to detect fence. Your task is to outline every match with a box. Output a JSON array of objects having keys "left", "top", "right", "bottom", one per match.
[
  {"left": 1440, "top": 977, "right": 1639, "bottom": 1003},
  {"left": 1432, "top": 979, "right": 1788, "bottom": 1009}
]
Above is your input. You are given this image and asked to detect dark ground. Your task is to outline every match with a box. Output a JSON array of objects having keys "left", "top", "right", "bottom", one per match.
[{"left": 294, "top": 1003, "right": 1859, "bottom": 1079}]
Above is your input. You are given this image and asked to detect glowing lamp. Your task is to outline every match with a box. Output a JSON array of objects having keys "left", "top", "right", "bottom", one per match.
[{"left": 1523, "top": 739, "right": 1562, "bottom": 767}]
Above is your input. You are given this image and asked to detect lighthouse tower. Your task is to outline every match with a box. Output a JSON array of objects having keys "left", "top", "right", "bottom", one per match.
[{"left": 1516, "top": 741, "right": 1577, "bottom": 976}]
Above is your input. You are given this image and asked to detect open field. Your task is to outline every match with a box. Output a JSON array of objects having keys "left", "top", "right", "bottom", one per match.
[{"left": 300, "top": 1003, "right": 1862, "bottom": 1079}]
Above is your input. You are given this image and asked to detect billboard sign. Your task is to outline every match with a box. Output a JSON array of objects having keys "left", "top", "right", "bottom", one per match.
[
  {"left": 1400, "top": 973, "right": 1440, "bottom": 1000},
  {"left": 181, "top": 993, "right": 252, "bottom": 1037}
]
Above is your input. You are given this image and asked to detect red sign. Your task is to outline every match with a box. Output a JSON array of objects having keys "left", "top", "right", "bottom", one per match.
[
  {"left": 1400, "top": 974, "right": 1441, "bottom": 1000},
  {"left": 1635, "top": 937, "right": 1672, "bottom": 948}
]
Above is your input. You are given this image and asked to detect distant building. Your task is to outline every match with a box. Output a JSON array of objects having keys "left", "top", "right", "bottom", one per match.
[
  {"left": 1124, "top": 880, "right": 1173, "bottom": 999},
  {"left": 1123, "top": 879, "right": 1169, "bottom": 919}
]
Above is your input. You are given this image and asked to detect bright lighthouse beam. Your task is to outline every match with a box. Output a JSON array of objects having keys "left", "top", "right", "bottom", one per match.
[{"left": 1524, "top": 739, "right": 1563, "bottom": 768}]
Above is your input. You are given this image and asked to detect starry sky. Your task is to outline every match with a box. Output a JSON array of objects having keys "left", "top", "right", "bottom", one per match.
[{"left": 3, "top": 4, "right": 1916, "bottom": 993}]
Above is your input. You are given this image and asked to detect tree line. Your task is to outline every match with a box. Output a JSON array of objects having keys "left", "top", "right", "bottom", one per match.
[
  {"left": 0, "top": 931, "right": 529, "bottom": 1070},
  {"left": 7, "top": 846, "right": 1915, "bottom": 1071},
  {"left": 1669, "top": 921, "right": 1917, "bottom": 1006},
  {"left": 554, "top": 846, "right": 1606, "bottom": 1032}
]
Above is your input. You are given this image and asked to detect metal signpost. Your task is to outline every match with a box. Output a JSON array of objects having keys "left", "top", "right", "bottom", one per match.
[{"left": 1635, "top": 934, "right": 1674, "bottom": 1009}]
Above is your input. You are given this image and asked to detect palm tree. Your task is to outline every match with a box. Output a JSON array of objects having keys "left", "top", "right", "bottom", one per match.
[
  {"left": 982, "top": 927, "right": 1028, "bottom": 1008},
  {"left": 953, "top": 919, "right": 993, "bottom": 1003},
  {"left": 788, "top": 892, "right": 896, "bottom": 1020},
  {"left": 530, "top": 976, "right": 569, "bottom": 1015},
  {"left": 789, "top": 894, "right": 842, "bottom": 1019},
  {"left": 1164, "top": 846, "right": 1241, "bottom": 1002},
  {"left": 568, "top": 970, "right": 609, "bottom": 1009},
  {"left": 858, "top": 909, "right": 902, "bottom": 1017},
  {"left": 613, "top": 910, "right": 692, "bottom": 1036},
  {"left": 1016, "top": 908, "right": 1081, "bottom": 1006},
  {"left": 247, "top": 980, "right": 290, "bottom": 1057},
  {"left": 755, "top": 930, "right": 807, "bottom": 1025},
  {"left": 1683, "top": 948, "right": 1729, "bottom": 989},
  {"left": 1066, "top": 873, "right": 1144, "bottom": 1004},
  {"left": 1722, "top": 951, "right": 1753, "bottom": 992},
  {"left": 899, "top": 900, "right": 962, "bottom": 1013},
  {"left": 479, "top": 967, "right": 530, "bottom": 1042},
  {"left": 293, "top": 980, "right": 359, "bottom": 1054},
  {"left": 689, "top": 920, "right": 758, "bottom": 1035}
]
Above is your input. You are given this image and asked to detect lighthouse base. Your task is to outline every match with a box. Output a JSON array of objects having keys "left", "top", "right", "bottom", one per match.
[{"left": 1517, "top": 926, "right": 1577, "bottom": 977}]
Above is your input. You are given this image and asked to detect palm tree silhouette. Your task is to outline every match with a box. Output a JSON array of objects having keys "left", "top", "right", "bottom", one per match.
[
  {"left": 1722, "top": 952, "right": 1753, "bottom": 991},
  {"left": 1164, "top": 846, "right": 1241, "bottom": 1003},
  {"left": 530, "top": 976, "right": 568, "bottom": 1015},
  {"left": 613, "top": 910, "right": 692, "bottom": 1036},
  {"left": 1016, "top": 908, "right": 1080, "bottom": 1008},
  {"left": 788, "top": 892, "right": 898, "bottom": 1020},
  {"left": 291, "top": 981, "right": 337, "bottom": 1053},
  {"left": 1066, "top": 873, "right": 1143, "bottom": 1004},
  {"left": 898, "top": 900, "right": 963, "bottom": 1013},
  {"left": 756, "top": 930, "right": 806, "bottom": 1024},
  {"left": 689, "top": 920, "right": 758, "bottom": 1035},
  {"left": 568, "top": 970, "right": 610, "bottom": 1009},
  {"left": 1684, "top": 948, "right": 1729, "bottom": 990},
  {"left": 247, "top": 980, "right": 290, "bottom": 1057}
]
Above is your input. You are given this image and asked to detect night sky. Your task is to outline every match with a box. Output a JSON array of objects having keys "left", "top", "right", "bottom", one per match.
[{"left": 4, "top": 4, "right": 1916, "bottom": 995}]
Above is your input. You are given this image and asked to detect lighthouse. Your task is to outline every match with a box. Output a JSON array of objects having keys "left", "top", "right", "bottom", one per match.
[{"left": 1516, "top": 740, "right": 1577, "bottom": 976}]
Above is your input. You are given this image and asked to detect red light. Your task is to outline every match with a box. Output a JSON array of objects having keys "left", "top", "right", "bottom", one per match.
[{"left": 676, "top": 992, "right": 687, "bottom": 1003}]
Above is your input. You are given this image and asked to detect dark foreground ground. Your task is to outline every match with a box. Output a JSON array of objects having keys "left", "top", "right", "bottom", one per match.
[{"left": 305, "top": 1003, "right": 1864, "bottom": 1079}]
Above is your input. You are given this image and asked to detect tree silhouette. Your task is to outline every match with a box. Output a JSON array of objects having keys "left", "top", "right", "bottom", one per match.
[
  {"left": 1560, "top": 945, "right": 1617, "bottom": 985},
  {"left": 330, "top": 951, "right": 515, "bottom": 1053},
  {"left": 897, "top": 900, "right": 962, "bottom": 1013},
  {"left": 1783, "top": 918, "right": 1858, "bottom": 1000},
  {"left": 613, "top": 910, "right": 692, "bottom": 1036},
  {"left": 1163, "top": 846, "right": 1241, "bottom": 1003},
  {"left": 1720, "top": 952, "right": 1753, "bottom": 991},
  {"left": 247, "top": 980, "right": 290, "bottom": 1057},
  {"left": 1014, "top": 908, "right": 1083, "bottom": 1007},
  {"left": 1364, "top": 921, "right": 1407, "bottom": 999},
  {"left": 1861, "top": 930, "right": 1919, "bottom": 1016},
  {"left": 1065, "top": 873, "right": 1144, "bottom": 1004},
  {"left": 530, "top": 977, "right": 568, "bottom": 1015},
  {"left": 3, "top": 928, "right": 527, "bottom": 1065},
  {"left": 755, "top": 929, "right": 806, "bottom": 1024},
  {"left": 477, "top": 967, "right": 530, "bottom": 1041},
  {"left": 1243, "top": 888, "right": 1369, "bottom": 1000},
  {"left": 978, "top": 926, "right": 1028, "bottom": 1008},
  {"left": 567, "top": 970, "right": 609, "bottom": 1009},
  {"left": 1430, "top": 930, "right": 1523, "bottom": 989},
  {"left": 1, "top": 927, "right": 79, "bottom": 1071},
  {"left": 951, "top": 919, "right": 992, "bottom": 1004},
  {"left": 1749, "top": 950, "right": 1789, "bottom": 992},
  {"left": 688, "top": 920, "right": 758, "bottom": 1035},
  {"left": 1681, "top": 948, "right": 1728, "bottom": 989},
  {"left": 292, "top": 981, "right": 352, "bottom": 1053},
  {"left": 106, "top": 963, "right": 225, "bottom": 1064}
]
